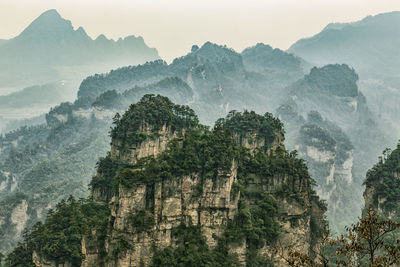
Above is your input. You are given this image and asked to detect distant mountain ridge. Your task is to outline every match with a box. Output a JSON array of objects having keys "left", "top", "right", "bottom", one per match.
[
  {"left": 289, "top": 11, "right": 400, "bottom": 80},
  {"left": 242, "top": 43, "right": 308, "bottom": 75},
  {"left": 76, "top": 42, "right": 306, "bottom": 124},
  {"left": 276, "top": 64, "right": 386, "bottom": 233},
  {"left": 6, "top": 9, "right": 157, "bottom": 65},
  {"left": 0, "top": 9, "right": 160, "bottom": 89},
  {"left": 288, "top": 11, "right": 400, "bottom": 151}
]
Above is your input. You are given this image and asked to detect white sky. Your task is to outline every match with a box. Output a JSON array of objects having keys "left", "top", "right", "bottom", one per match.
[{"left": 1, "top": 0, "right": 399, "bottom": 62}]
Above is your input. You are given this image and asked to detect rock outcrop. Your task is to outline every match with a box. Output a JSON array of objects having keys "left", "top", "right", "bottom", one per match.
[
  {"left": 363, "top": 144, "right": 400, "bottom": 220},
  {"left": 26, "top": 95, "right": 326, "bottom": 267},
  {"left": 277, "top": 105, "right": 362, "bottom": 234},
  {"left": 81, "top": 97, "right": 327, "bottom": 267}
]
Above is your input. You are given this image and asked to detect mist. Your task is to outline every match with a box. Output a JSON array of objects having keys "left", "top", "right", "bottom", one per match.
[{"left": 1, "top": 3, "right": 400, "bottom": 265}]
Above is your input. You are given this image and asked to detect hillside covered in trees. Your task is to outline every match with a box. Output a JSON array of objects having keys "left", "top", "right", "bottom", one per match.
[{"left": 364, "top": 143, "right": 400, "bottom": 219}]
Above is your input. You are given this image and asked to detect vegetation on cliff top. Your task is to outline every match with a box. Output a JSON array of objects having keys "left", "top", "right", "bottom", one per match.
[
  {"left": 304, "top": 64, "right": 359, "bottom": 97},
  {"left": 5, "top": 197, "right": 109, "bottom": 267},
  {"left": 110, "top": 94, "right": 199, "bottom": 145},
  {"left": 116, "top": 126, "right": 235, "bottom": 186},
  {"left": 364, "top": 142, "right": 400, "bottom": 214},
  {"left": 215, "top": 110, "right": 284, "bottom": 149},
  {"left": 112, "top": 107, "right": 315, "bottom": 266}
]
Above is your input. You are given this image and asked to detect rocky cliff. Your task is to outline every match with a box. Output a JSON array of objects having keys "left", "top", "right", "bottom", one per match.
[
  {"left": 82, "top": 95, "right": 327, "bottom": 266},
  {"left": 6, "top": 95, "right": 326, "bottom": 267},
  {"left": 294, "top": 112, "right": 358, "bottom": 234}
]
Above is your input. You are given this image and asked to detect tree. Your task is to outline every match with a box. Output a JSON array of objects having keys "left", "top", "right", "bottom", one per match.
[
  {"left": 275, "top": 233, "right": 332, "bottom": 267},
  {"left": 335, "top": 207, "right": 400, "bottom": 267},
  {"left": 277, "top": 208, "right": 400, "bottom": 267}
]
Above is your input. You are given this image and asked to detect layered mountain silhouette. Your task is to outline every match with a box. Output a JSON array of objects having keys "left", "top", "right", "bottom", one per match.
[
  {"left": 76, "top": 42, "right": 306, "bottom": 124},
  {"left": 0, "top": 9, "right": 159, "bottom": 89},
  {"left": 289, "top": 11, "right": 400, "bottom": 81},
  {"left": 289, "top": 11, "right": 400, "bottom": 145},
  {"left": 242, "top": 43, "right": 308, "bottom": 79},
  {"left": 277, "top": 64, "right": 387, "bottom": 233}
]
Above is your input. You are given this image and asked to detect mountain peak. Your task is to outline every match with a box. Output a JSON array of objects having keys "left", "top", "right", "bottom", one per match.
[
  {"left": 172, "top": 41, "right": 242, "bottom": 68},
  {"left": 29, "top": 9, "right": 66, "bottom": 27},
  {"left": 39, "top": 9, "right": 62, "bottom": 19},
  {"left": 194, "top": 41, "right": 240, "bottom": 61},
  {"left": 304, "top": 64, "right": 359, "bottom": 97},
  {"left": 17, "top": 9, "right": 74, "bottom": 39}
]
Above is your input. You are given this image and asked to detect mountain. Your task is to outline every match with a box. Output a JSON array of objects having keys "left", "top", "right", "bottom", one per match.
[
  {"left": 0, "top": 46, "right": 309, "bottom": 253},
  {"left": 45, "top": 48, "right": 388, "bottom": 234},
  {"left": 76, "top": 42, "right": 306, "bottom": 124},
  {"left": 288, "top": 11, "right": 400, "bottom": 138},
  {"left": 242, "top": 43, "right": 309, "bottom": 80},
  {"left": 0, "top": 43, "right": 308, "bottom": 256},
  {"left": 0, "top": 82, "right": 74, "bottom": 108},
  {"left": 279, "top": 109, "right": 357, "bottom": 233},
  {"left": 283, "top": 64, "right": 363, "bottom": 127},
  {"left": 0, "top": 115, "right": 46, "bottom": 135},
  {"left": 0, "top": 114, "right": 111, "bottom": 254},
  {"left": 276, "top": 64, "right": 389, "bottom": 233},
  {"left": 289, "top": 11, "right": 400, "bottom": 80},
  {"left": 0, "top": 42, "right": 385, "bottom": 253},
  {"left": 0, "top": 78, "right": 195, "bottom": 254},
  {"left": 0, "top": 81, "right": 78, "bottom": 134},
  {"left": 0, "top": 9, "right": 159, "bottom": 91},
  {"left": 5, "top": 95, "right": 327, "bottom": 267}
]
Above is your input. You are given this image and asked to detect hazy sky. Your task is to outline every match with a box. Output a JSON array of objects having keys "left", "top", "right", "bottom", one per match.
[{"left": 1, "top": 0, "right": 399, "bottom": 62}]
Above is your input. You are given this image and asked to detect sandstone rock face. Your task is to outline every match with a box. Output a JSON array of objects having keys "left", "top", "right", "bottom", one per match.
[
  {"left": 110, "top": 125, "right": 181, "bottom": 166},
  {"left": 304, "top": 146, "right": 354, "bottom": 198},
  {"left": 298, "top": 134, "right": 355, "bottom": 234},
  {"left": 33, "top": 251, "right": 71, "bottom": 267},
  {"left": 234, "top": 130, "right": 284, "bottom": 153},
  {"left": 0, "top": 171, "right": 17, "bottom": 194},
  {"left": 363, "top": 172, "right": 398, "bottom": 220},
  {"left": 82, "top": 126, "right": 325, "bottom": 267},
  {"left": 306, "top": 146, "right": 335, "bottom": 163},
  {"left": 11, "top": 199, "right": 29, "bottom": 238},
  {"left": 99, "top": 158, "right": 239, "bottom": 267},
  {"left": 363, "top": 185, "right": 375, "bottom": 212}
]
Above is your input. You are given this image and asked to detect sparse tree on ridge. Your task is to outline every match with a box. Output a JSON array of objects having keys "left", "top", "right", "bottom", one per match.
[{"left": 278, "top": 208, "right": 400, "bottom": 267}]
